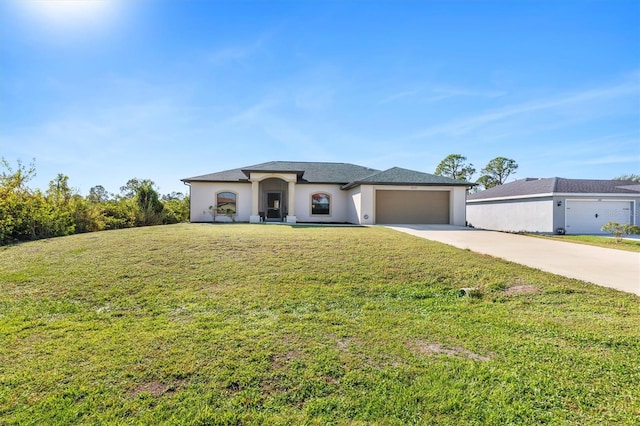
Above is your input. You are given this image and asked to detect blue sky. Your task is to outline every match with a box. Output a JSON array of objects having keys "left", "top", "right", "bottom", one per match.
[{"left": 1, "top": 0, "right": 639, "bottom": 196}]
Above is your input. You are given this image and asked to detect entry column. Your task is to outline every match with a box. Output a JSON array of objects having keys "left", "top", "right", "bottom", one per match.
[
  {"left": 249, "top": 180, "right": 261, "bottom": 223},
  {"left": 286, "top": 181, "right": 297, "bottom": 223}
]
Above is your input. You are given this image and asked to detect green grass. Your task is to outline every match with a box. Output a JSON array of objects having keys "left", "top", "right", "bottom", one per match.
[
  {"left": 1, "top": 224, "right": 639, "bottom": 425},
  {"left": 529, "top": 234, "right": 640, "bottom": 252}
]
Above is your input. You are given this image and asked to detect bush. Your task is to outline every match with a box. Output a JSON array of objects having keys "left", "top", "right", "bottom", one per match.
[
  {"left": 0, "top": 159, "right": 190, "bottom": 245},
  {"left": 601, "top": 222, "right": 640, "bottom": 242}
]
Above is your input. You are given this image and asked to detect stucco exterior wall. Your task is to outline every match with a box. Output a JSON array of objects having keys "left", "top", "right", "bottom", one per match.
[
  {"left": 293, "top": 184, "right": 348, "bottom": 222},
  {"left": 466, "top": 197, "right": 554, "bottom": 232},
  {"left": 450, "top": 187, "right": 468, "bottom": 226},
  {"left": 346, "top": 187, "right": 361, "bottom": 224},
  {"left": 188, "top": 181, "right": 470, "bottom": 225},
  {"left": 189, "top": 182, "right": 253, "bottom": 222},
  {"left": 359, "top": 185, "right": 376, "bottom": 225},
  {"left": 552, "top": 197, "right": 565, "bottom": 231}
]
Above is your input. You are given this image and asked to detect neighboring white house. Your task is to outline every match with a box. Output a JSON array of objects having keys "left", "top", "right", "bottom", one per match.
[
  {"left": 466, "top": 178, "right": 640, "bottom": 234},
  {"left": 182, "top": 161, "right": 473, "bottom": 225}
]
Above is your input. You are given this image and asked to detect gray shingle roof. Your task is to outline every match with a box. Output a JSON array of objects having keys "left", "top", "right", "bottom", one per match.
[
  {"left": 467, "top": 178, "right": 640, "bottom": 201},
  {"left": 182, "top": 168, "right": 249, "bottom": 183},
  {"left": 182, "top": 161, "right": 472, "bottom": 187},
  {"left": 554, "top": 178, "right": 640, "bottom": 194},
  {"left": 242, "top": 161, "right": 380, "bottom": 183},
  {"left": 182, "top": 161, "right": 380, "bottom": 184},
  {"left": 342, "top": 167, "right": 473, "bottom": 189}
]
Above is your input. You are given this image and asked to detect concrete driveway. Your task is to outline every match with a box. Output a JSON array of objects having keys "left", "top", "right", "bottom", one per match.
[{"left": 385, "top": 225, "right": 640, "bottom": 296}]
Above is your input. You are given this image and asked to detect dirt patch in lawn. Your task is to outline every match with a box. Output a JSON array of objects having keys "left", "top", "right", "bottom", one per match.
[
  {"left": 407, "top": 341, "right": 493, "bottom": 362},
  {"left": 270, "top": 350, "right": 304, "bottom": 370}
]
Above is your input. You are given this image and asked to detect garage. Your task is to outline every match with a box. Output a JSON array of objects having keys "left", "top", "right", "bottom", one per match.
[
  {"left": 565, "top": 200, "right": 633, "bottom": 234},
  {"left": 376, "top": 190, "right": 450, "bottom": 224}
]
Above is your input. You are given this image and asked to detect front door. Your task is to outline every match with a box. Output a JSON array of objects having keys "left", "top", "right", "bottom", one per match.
[{"left": 266, "top": 192, "right": 282, "bottom": 220}]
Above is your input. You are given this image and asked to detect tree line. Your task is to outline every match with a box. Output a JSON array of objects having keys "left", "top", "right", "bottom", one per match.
[
  {"left": 434, "top": 154, "right": 518, "bottom": 189},
  {"left": 0, "top": 159, "right": 189, "bottom": 245},
  {"left": 434, "top": 154, "right": 639, "bottom": 188}
]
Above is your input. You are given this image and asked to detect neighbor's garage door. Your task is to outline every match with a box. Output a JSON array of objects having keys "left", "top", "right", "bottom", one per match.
[
  {"left": 565, "top": 200, "right": 632, "bottom": 234},
  {"left": 376, "top": 190, "right": 449, "bottom": 224}
]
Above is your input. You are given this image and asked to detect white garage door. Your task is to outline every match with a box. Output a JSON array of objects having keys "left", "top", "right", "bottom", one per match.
[
  {"left": 376, "top": 190, "right": 450, "bottom": 224},
  {"left": 565, "top": 200, "right": 633, "bottom": 234}
]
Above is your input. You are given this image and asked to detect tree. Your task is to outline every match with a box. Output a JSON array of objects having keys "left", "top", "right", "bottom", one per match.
[
  {"left": 161, "top": 191, "right": 185, "bottom": 201},
  {"left": 163, "top": 196, "right": 190, "bottom": 224},
  {"left": 88, "top": 185, "right": 111, "bottom": 203},
  {"left": 477, "top": 157, "right": 518, "bottom": 189},
  {"left": 475, "top": 175, "right": 497, "bottom": 191},
  {"left": 434, "top": 154, "right": 476, "bottom": 181},
  {"left": 0, "top": 158, "right": 40, "bottom": 243},
  {"left": 0, "top": 158, "right": 36, "bottom": 190},
  {"left": 71, "top": 196, "right": 106, "bottom": 233},
  {"left": 613, "top": 174, "right": 640, "bottom": 182},
  {"left": 134, "top": 180, "right": 164, "bottom": 226},
  {"left": 45, "top": 173, "right": 76, "bottom": 237},
  {"left": 47, "top": 174, "right": 73, "bottom": 205},
  {"left": 120, "top": 178, "right": 154, "bottom": 199}
]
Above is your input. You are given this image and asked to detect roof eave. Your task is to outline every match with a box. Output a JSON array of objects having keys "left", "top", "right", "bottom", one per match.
[
  {"left": 467, "top": 193, "right": 554, "bottom": 202},
  {"left": 343, "top": 181, "right": 476, "bottom": 190},
  {"left": 240, "top": 169, "right": 305, "bottom": 178},
  {"left": 467, "top": 191, "right": 640, "bottom": 202},
  {"left": 181, "top": 178, "right": 249, "bottom": 183}
]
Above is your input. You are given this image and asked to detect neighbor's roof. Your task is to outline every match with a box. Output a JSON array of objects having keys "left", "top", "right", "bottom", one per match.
[
  {"left": 467, "top": 178, "right": 640, "bottom": 201},
  {"left": 182, "top": 161, "right": 473, "bottom": 187}
]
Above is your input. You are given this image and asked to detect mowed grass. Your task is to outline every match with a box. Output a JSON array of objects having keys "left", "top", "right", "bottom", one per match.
[
  {"left": 528, "top": 234, "right": 640, "bottom": 252},
  {"left": 1, "top": 224, "right": 639, "bottom": 425}
]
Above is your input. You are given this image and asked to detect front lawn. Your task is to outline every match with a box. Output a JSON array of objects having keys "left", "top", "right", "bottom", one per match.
[{"left": 1, "top": 224, "right": 638, "bottom": 424}]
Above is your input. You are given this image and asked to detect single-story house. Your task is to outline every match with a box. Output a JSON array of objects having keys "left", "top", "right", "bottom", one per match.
[
  {"left": 181, "top": 161, "right": 473, "bottom": 225},
  {"left": 466, "top": 177, "right": 640, "bottom": 234}
]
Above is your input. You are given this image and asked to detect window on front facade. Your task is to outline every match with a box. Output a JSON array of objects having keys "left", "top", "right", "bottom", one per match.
[
  {"left": 216, "top": 192, "right": 237, "bottom": 215},
  {"left": 311, "top": 193, "right": 330, "bottom": 215}
]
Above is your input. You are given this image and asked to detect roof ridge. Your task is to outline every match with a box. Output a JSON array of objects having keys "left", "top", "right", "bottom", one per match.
[{"left": 248, "top": 160, "right": 370, "bottom": 166}]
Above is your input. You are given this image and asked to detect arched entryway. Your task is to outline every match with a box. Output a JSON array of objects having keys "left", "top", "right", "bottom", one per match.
[
  {"left": 260, "top": 178, "right": 288, "bottom": 221},
  {"left": 248, "top": 172, "right": 298, "bottom": 224}
]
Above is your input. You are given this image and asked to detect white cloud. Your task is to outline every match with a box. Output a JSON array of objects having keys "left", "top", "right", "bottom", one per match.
[
  {"left": 207, "top": 36, "right": 267, "bottom": 66},
  {"left": 229, "top": 98, "right": 281, "bottom": 123},
  {"left": 581, "top": 155, "right": 640, "bottom": 166},
  {"left": 378, "top": 85, "right": 506, "bottom": 105},
  {"left": 377, "top": 90, "right": 419, "bottom": 105},
  {"left": 294, "top": 87, "right": 335, "bottom": 111},
  {"left": 423, "top": 87, "right": 507, "bottom": 103},
  {"left": 410, "top": 79, "right": 639, "bottom": 140}
]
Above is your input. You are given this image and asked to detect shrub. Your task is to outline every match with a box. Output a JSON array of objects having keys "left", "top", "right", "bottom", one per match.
[{"left": 601, "top": 222, "right": 640, "bottom": 242}]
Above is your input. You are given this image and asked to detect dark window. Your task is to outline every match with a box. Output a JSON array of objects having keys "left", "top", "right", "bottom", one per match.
[
  {"left": 216, "top": 192, "right": 237, "bottom": 215},
  {"left": 311, "top": 193, "right": 330, "bottom": 215}
]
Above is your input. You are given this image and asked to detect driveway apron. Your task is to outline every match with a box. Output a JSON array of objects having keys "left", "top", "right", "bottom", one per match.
[{"left": 385, "top": 225, "right": 640, "bottom": 296}]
